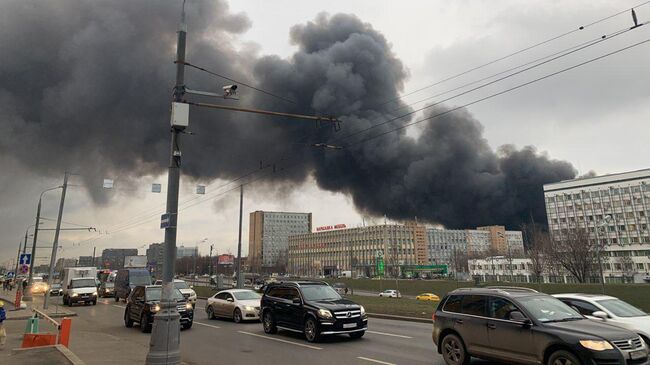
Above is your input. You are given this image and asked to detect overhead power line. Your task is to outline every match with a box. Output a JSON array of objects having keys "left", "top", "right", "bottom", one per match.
[{"left": 378, "top": 0, "right": 650, "bottom": 107}]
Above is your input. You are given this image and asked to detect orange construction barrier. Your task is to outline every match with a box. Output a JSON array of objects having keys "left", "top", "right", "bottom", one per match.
[
  {"left": 58, "top": 318, "right": 72, "bottom": 347},
  {"left": 14, "top": 289, "right": 22, "bottom": 309},
  {"left": 21, "top": 333, "right": 57, "bottom": 348}
]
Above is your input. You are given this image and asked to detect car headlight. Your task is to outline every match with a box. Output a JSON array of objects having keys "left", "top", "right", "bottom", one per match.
[
  {"left": 152, "top": 304, "right": 161, "bottom": 312},
  {"left": 360, "top": 305, "right": 366, "bottom": 316},
  {"left": 92, "top": 291, "right": 98, "bottom": 296},
  {"left": 244, "top": 305, "right": 255, "bottom": 311},
  {"left": 72, "top": 293, "right": 79, "bottom": 297},
  {"left": 318, "top": 309, "right": 333, "bottom": 319},
  {"left": 580, "top": 340, "right": 614, "bottom": 351},
  {"left": 185, "top": 303, "right": 193, "bottom": 310}
]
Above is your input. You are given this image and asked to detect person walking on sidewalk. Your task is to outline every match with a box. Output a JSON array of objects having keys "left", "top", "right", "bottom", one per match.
[{"left": 0, "top": 301, "right": 7, "bottom": 350}]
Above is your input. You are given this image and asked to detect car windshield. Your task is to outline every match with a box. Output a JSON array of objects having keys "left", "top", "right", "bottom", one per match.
[
  {"left": 52, "top": 284, "right": 61, "bottom": 288},
  {"left": 71, "top": 278, "right": 96, "bottom": 288},
  {"left": 233, "top": 291, "right": 261, "bottom": 300},
  {"left": 301, "top": 285, "right": 342, "bottom": 301},
  {"left": 518, "top": 295, "right": 583, "bottom": 323},
  {"left": 597, "top": 299, "right": 647, "bottom": 318},
  {"left": 145, "top": 287, "right": 184, "bottom": 301},
  {"left": 174, "top": 281, "right": 189, "bottom": 289},
  {"left": 104, "top": 282, "right": 114, "bottom": 288},
  {"left": 130, "top": 271, "right": 151, "bottom": 285}
]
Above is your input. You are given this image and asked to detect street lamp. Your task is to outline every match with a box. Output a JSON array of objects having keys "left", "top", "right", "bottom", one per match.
[
  {"left": 24, "top": 185, "right": 62, "bottom": 301},
  {"left": 597, "top": 214, "right": 613, "bottom": 294},
  {"left": 193, "top": 238, "right": 208, "bottom": 279}
]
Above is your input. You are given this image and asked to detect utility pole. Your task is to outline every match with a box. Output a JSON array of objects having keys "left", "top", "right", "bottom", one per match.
[
  {"left": 92, "top": 246, "right": 96, "bottom": 267},
  {"left": 236, "top": 185, "right": 244, "bottom": 289},
  {"left": 208, "top": 244, "right": 213, "bottom": 276},
  {"left": 147, "top": 1, "right": 186, "bottom": 363},
  {"left": 44, "top": 173, "right": 69, "bottom": 310},
  {"left": 14, "top": 241, "right": 21, "bottom": 282}
]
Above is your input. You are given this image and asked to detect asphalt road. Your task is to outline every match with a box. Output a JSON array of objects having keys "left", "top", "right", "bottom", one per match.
[{"left": 12, "top": 295, "right": 499, "bottom": 365}]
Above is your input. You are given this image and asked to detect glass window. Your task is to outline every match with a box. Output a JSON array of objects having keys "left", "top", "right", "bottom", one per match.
[
  {"left": 71, "top": 278, "right": 96, "bottom": 288},
  {"left": 489, "top": 297, "right": 519, "bottom": 320},
  {"left": 300, "top": 285, "right": 340, "bottom": 301},
  {"left": 461, "top": 295, "right": 487, "bottom": 317},
  {"left": 443, "top": 295, "right": 462, "bottom": 313},
  {"left": 145, "top": 287, "right": 183, "bottom": 301},
  {"left": 233, "top": 291, "right": 261, "bottom": 300},
  {"left": 597, "top": 299, "right": 647, "bottom": 318},
  {"left": 518, "top": 295, "right": 582, "bottom": 323},
  {"left": 563, "top": 299, "right": 599, "bottom": 316}
]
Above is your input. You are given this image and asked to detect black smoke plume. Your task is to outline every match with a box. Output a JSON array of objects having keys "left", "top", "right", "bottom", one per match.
[{"left": 0, "top": 1, "right": 576, "bottom": 229}]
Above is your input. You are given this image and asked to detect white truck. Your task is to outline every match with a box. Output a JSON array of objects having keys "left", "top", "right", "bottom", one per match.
[{"left": 62, "top": 267, "right": 98, "bottom": 306}]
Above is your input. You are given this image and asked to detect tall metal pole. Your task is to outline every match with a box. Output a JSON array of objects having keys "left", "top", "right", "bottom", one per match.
[
  {"left": 236, "top": 185, "right": 244, "bottom": 289},
  {"left": 44, "top": 173, "right": 69, "bottom": 310},
  {"left": 14, "top": 241, "right": 21, "bottom": 282},
  {"left": 92, "top": 246, "right": 96, "bottom": 267},
  {"left": 147, "top": 1, "right": 186, "bottom": 363},
  {"left": 24, "top": 196, "right": 43, "bottom": 301},
  {"left": 209, "top": 244, "right": 213, "bottom": 276}
]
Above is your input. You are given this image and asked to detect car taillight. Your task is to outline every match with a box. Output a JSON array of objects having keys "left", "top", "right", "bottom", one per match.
[{"left": 431, "top": 313, "right": 436, "bottom": 321}]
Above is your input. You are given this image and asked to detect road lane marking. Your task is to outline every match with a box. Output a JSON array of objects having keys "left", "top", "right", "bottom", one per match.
[
  {"left": 194, "top": 321, "right": 221, "bottom": 329},
  {"left": 357, "top": 357, "right": 397, "bottom": 365},
  {"left": 366, "top": 330, "right": 413, "bottom": 339},
  {"left": 112, "top": 305, "right": 126, "bottom": 309},
  {"left": 237, "top": 331, "right": 322, "bottom": 350}
]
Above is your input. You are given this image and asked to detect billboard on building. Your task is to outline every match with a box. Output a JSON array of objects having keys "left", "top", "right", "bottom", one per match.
[
  {"left": 217, "top": 254, "right": 234, "bottom": 265},
  {"left": 124, "top": 255, "right": 147, "bottom": 268}
]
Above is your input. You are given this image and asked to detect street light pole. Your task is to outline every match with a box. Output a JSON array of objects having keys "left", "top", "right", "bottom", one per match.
[
  {"left": 44, "top": 172, "right": 69, "bottom": 310},
  {"left": 236, "top": 185, "right": 244, "bottom": 289},
  {"left": 25, "top": 186, "right": 61, "bottom": 301},
  {"left": 147, "top": 2, "right": 186, "bottom": 364},
  {"left": 597, "top": 215, "right": 612, "bottom": 295}
]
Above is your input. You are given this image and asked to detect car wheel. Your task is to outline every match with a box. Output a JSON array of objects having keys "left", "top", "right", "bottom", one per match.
[
  {"left": 115, "top": 293, "right": 119, "bottom": 302},
  {"left": 92, "top": 300, "right": 97, "bottom": 305},
  {"left": 140, "top": 313, "right": 151, "bottom": 333},
  {"left": 441, "top": 334, "right": 469, "bottom": 365},
  {"left": 262, "top": 310, "right": 277, "bottom": 334},
  {"left": 349, "top": 331, "right": 365, "bottom": 339},
  {"left": 124, "top": 309, "right": 134, "bottom": 328},
  {"left": 182, "top": 321, "right": 193, "bottom": 330},
  {"left": 304, "top": 317, "right": 321, "bottom": 343},
  {"left": 207, "top": 305, "right": 216, "bottom": 320},
  {"left": 233, "top": 308, "right": 242, "bottom": 323},
  {"left": 548, "top": 350, "right": 581, "bottom": 365}
]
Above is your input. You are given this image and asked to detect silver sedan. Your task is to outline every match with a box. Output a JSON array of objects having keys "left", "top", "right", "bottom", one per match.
[{"left": 205, "top": 289, "right": 261, "bottom": 323}]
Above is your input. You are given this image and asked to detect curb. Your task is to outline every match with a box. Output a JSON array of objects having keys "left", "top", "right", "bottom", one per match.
[{"left": 0, "top": 294, "right": 77, "bottom": 320}]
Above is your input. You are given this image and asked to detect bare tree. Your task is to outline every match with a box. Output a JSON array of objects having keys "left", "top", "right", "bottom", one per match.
[
  {"left": 617, "top": 255, "right": 637, "bottom": 283},
  {"left": 450, "top": 248, "right": 468, "bottom": 277},
  {"left": 549, "top": 228, "right": 599, "bottom": 283},
  {"left": 522, "top": 223, "right": 551, "bottom": 286}
]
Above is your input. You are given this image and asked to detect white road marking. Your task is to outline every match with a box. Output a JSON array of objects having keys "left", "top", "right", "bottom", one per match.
[
  {"left": 366, "top": 330, "right": 413, "bottom": 339},
  {"left": 357, "top": 356, "right": 397, "bottom": 365},
  {"left": 194, "top": 321, "right": 221, "bottom": 329},
  {"left": 237, "top": 331, "right": 322, "bottom": 350},
  {"left": 112, "top": 304, "right": 126, "bottom": 309}
]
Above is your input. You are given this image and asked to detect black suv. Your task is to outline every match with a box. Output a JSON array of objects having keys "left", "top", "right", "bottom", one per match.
[
  {"left": 260, "top": 281, "right": 367, "bottom": 342},
  {"left": 124, "top": 285, "right": 194, "bottom": 333},
  {"left": 433, "top": 287, "right": 649, "bottom": 365}
]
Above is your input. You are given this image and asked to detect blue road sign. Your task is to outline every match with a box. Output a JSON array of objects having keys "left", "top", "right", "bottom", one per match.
[
  {"left": 160, "top": 213, "right": 176, "bottom": 229},
  {"left": 19, "top": 253, "right": 31, "bottom": 265},
  {"left": 6, "top": 271, "right": 15, "bottom": 278}
]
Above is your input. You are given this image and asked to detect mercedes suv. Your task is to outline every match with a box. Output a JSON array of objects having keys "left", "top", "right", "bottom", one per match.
[
  {"left": 433, "top": 287, "right": 649, "bottom": 365},
  {"left": 260, "top": 281, "right": 367, "bottom": 342}
]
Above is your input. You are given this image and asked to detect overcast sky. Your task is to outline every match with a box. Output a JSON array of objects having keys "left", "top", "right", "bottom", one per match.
[{"left": 2, "top": 0, "right": 649, "bottom": 269}]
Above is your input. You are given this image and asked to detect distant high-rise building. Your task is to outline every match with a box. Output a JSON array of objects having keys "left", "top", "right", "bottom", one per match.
[
  {"left": 146, "top": 243, "right": 165, "bottom": 277},
  {"left": 101, "top": 248, "right": 138, "bottom": 270},
  {"left": 249, "top": 211, "right": 312, "bottom": 272},
  {"left": 77, "top": 256, "right": 94, "bottom": 267},
  {"left": 55, "top": 258, "right": 77, "bottom": 271}
]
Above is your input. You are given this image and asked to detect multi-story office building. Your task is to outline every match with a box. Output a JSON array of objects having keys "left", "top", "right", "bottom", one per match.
[
  {"left": 146, "top": 243, "right": 165, "bottom": 277},
  {"left": 544, "top": 168, "right": 650, "bottom": 282},
  {"left": 176, "top": 245, "right": 198, "bottom": 259},
  {"left": 249, "top": 211, "right": 312, "bottom": 271},
  {"left": 288, "top": 223, "right": 427, "bottom": 277},
  {"left": 466, "top": 229, "right": 492, "bottom": 254},
  {"left": 100, "top": 248, "right": 138, "bottom": 270},
  {"left": 55, "top": 258, "right": 77, "bottom": 271},
  {"left": 427, "top": 227, "right": 524, "bottom": 267},
  {"left": 427, "top": 229, "right": 468, "bottom": 266},
  {"left": 77, "top": 256, "right": 94, "bottom": 267}
]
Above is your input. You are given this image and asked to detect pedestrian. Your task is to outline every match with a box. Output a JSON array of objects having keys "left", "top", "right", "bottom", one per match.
[
  {"left": 0, "top": 301, "right": 6, "bottom": 350},
  {"left": 344, "top": 287, "right": 348, "bottom": 295}
]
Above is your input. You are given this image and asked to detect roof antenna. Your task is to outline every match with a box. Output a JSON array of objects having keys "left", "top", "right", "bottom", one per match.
[{"left": 631, "top": 8, "right": 641, "bottom": 29}]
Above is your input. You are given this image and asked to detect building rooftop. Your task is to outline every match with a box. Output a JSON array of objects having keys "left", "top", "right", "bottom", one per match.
[{"left": 543, "top": 167, "right": 650, "bottom": 192}]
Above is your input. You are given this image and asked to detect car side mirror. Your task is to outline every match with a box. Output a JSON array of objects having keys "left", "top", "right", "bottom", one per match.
[
  {"left": 592, "top": 311, "right": 608, "bottom": 321},
  {"left": 190, "top": 285, "right": 194, "bottom": 289},
  {"left": 509, "top": 311, "right": 529, "bottom": 324},
  {"left": 292, "top": 298, "right": 302, "bottom": 305}
]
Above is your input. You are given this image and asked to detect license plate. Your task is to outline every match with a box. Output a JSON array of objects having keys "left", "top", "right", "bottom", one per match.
[
  {"left": 343, "top": 323, "right": 357, "bottom": 329},
  {"left": 630, "top": 350, "right": 647, "bottom": 360}
]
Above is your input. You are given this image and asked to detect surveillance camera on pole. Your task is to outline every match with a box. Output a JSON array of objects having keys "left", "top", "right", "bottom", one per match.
[{"left": 222, "top": 84, "right": 237, "bottom": 97}]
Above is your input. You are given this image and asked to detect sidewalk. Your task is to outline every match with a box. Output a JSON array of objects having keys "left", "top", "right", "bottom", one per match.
[{"left": 0, "top": 289, "right": 76, "bottom": 320}]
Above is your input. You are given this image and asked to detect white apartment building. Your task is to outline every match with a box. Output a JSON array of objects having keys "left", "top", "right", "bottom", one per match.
[{"left": 543, "top": 168, "right": 650, "bottom": 282}]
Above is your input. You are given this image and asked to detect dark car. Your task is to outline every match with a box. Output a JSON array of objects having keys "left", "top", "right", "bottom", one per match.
[
  {"left": 49, "top": 283, "right": 62, "bottom": 296},
  {"left": 114, "top": 269, "right": 152, "bottom": 302},
  {"left": 98, "top": 282, "right": 115, "bottom": 298},
  {"left": 260, "top": 281, "right": 367, "bottom": 343},
  {"left": 432, "top": 287, "right": 649, "bottom": 365},
  {"left": 124, "top": 285, "right": 193, "bottom": 333}
]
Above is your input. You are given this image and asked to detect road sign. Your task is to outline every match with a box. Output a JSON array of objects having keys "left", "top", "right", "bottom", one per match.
[
  {"left": 6, "top": 271, "right": 15, "bottom": 278},
  {"left": 19, "top": 253, "right": 31, "bottom": 265},
  {"left": 19, "top": 264, "right": 29, "bottom": 274},
  {"left": 376, "top": 257, "right": 384, "bottom": 275},
  {"left": 160, "top": 213, "right": 176, "bottom": 229}
]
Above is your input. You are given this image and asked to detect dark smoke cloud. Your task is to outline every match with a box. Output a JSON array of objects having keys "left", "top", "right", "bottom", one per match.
[{"left": 0, "top": 2, "right": 576, "bottom": 230}]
